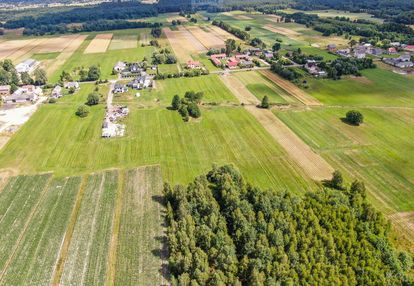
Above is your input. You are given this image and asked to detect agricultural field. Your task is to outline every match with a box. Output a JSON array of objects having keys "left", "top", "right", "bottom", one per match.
[{"left": 281, "top": 8, "right": 384, "bottom": 23}]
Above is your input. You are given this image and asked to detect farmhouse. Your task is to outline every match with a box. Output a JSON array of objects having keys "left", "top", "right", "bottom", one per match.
[
  {"left": 51, "top": 85, "right": 63, "bottom": 99},
  {"left": 383, "top": 53, "right": 414, "bottom": 68},
  {"left": 305, "top": 60, "right": 326, "bottom": 77},
  {"left": 113, "top": 83, "right": 128, "bottom": 93},
  {"left": 3, "top": 85, "right": 42, "bottom": 104},
  {"left": 210, "top": 53, "right": 226, "bottom": 67},
  {"left": 239, "top": 60, "right": 254, "bottom": 69},
  {"left": 388, "top": 47, "right": 398, "bottom": 54},
  {"left": 0, "top": 85, "right": 11, "bottom": 97},
  {"left": 336, "top": 48, "right": 351, "bottom": 57},
  {"left": 186, "top": 60, "right": 202, "bottom": 69},
  {"left": 64, "top": 81, "right": 80, "bottom": 90},
  {"left": 127, "top": 74, "right": 152, "bottom": 90},
  {"left": 15, "top": 59, "right": 39, "bottom": 74},
  {"left": 226, "top": 58, "right": 239, "bottom": 69},
  {"left": 327, "top": 44, "right": 337, "bottom": 52},
  {"left": 114, "top": 61, "right": 127, "bottom": 73}
]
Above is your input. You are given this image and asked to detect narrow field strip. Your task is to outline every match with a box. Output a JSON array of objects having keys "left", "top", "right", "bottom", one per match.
[
  {"left": 164, "top": 27, "right": 206, "bottom": 63},
  {"left": 263, "top": 24, "right": 300, "bottom": 37},
  {"left": 260, "top": 70, "right": 323, "bottom": 106},
  {"left": 0, "top": 38, "right": 38, "bottom": 60},
  {"left": 186, "top": 26, "right": 225, "bottom": 49},
  {"left": 115, "top": 165, "right": 167, "bottom": 285},
  {"left": 220, "top": 74, "right": 334, "bottom": 181},
  {"left": 0, "top": 177, "right": 81, "bottom": 286},
  {"left": 0, "top": 174, "right": 51, "bottom": 274},
  {"left": 60, "top": 171, "right": 118, "bottom": 286},
  {"left": 206, "top": 25, "right": 238, "bottom": 41},
  {"left": 84, "top": 33, "right": 113, "bottom": 54},
  {"left": 108, "top": 35, "right": 137, "bottom": 50}
]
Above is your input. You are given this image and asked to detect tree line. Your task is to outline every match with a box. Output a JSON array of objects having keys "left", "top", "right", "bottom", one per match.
[
  {"left": 164, "top": 165, "right": 413, "bottom": 285},
  {"left": 212, "top": 20, "right": 250, "bottom": 40}
]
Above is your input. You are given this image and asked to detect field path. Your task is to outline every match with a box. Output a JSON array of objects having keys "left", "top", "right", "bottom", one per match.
[
  {"left": 260, "top": 70, "right": 323, "bottom": 106},
  {"left": 220, "top": 74, "right": 334, "bottom": 181}
]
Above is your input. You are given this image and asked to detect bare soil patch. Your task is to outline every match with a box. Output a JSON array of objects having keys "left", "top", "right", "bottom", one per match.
[
  {"left": 260, "top": 70, "right": 322, "bottom": 106},
  {"left": 221, "top": 74, "right": 333, "bottom": 181},
  {"left": 84, "top": 33, "right": 113, "bottom": 54},
  {"left": 186, "top": 26, "right": 224, "bottom": 49}
]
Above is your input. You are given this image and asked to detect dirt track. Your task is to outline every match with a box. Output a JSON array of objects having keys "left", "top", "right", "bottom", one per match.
[
  {"left": 260, "top": 70, "right": 323, "bottom": 106},
  {"left": 220, "top": 74, "right": 334, "bottom": 181}
]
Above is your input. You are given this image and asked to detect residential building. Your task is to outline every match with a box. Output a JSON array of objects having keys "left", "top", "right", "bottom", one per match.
[
  {"left": 0, "top": 85, "right": 11, "bottom": 97},
  {"left": 226, "top": 58, "right": 239, "bottom": 69},
  {"left": 239, "top": 60, "right": 254, "bottom": 69},
  {"left": 113, "top": 83, "right": 128, "bottom": 93},
  {"left": 305, "top": 60, "right": 326, "bottom": 77},
  {"left": 64, "top": 81, "right": 80, "bottom": 90},
  {"left": 51, "top": 85, "right": 62, "bottom": 98},
  {"left": 128, "top": 75, "right": 152, "bottom": 90},
  {"left": 113, "top": 61, "right": 127, "bottom": 73},
  {"left": 336, "top": 48, "right": 351, "bottom": 57},
  {"left": 3, "top": 85, "right": 42, "bottom": 104},
  {"left": 186, "top": 60, "right": 202, "bottom": 69},
  {"left": 327, "top": 44, "right": 337, "bottom": 52},
  {"left": 210, "top": 53, "right": 226, "bottom": 67},
  {"left": 383, "top": 54, "right": 414, "bottom": 68}
]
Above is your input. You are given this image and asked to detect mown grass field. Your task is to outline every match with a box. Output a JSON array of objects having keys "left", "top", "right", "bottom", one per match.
[
  {"left": 306, "top": 68, "right": 414, "bottom": 107},
  {"left": 276, "top": 107, "right": 414, "bottom": 213},
  {"left": 115, "top": 165, "right": 167, "bottom": 285}
]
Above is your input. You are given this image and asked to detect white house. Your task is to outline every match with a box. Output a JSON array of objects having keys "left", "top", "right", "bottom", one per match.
[
  {"left": 15, "top": 59, "right": 39, "bottom": 74},
  {"left": 3, "top": 85, "right": 42, "bottom": 104},
  {"left": 113, "top": 83, "right": 128, "bottom": 93},
  {"left": 64, "top": 81, "right": 80, "bottom": 90},
  {"left": 114, "top": 61, "right": 127, "bottom": 73},
  {"left": 51, "top": 85, "right": 63, "bottom": 98}
]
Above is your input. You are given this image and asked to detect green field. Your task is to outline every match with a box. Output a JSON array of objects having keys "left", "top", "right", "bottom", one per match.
[
  {"left": 307, "top": 68, "right": 414, "bottom": 106},
  {"left": 0, "top": 175, "right": 81, "bottom": 286},
  {"left": 115, "top": 166, "right": 166, "bottom": 285},
  {"left": 60, "top": 171, "right": 117, "bottom": 286},
  {"left": 276, "top": 107, "right": 414, "bottom": 213},
  {"left": 32, "top": 52, "right": 60, "bottom": 60},
  {"left": 281, "top": 8, "right": 384, "bottom": 23}
]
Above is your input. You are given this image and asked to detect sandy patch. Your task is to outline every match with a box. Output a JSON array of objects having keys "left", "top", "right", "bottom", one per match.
[
  {"left": 185, "top": 26, "right": 224, "bottom": 49},
  {"left": 223, "top": 12, "right": 252, "bottom": 20},
  {"left": 260, "top": 70, "right": 322, "bottom": 106},
  {"left": 84, "top": 33, "right": 113, "bottom": 54},
  {"left": 46, "top": 34, "right": 87, "bottom": 77},
  {"left": 263, "top": 24, "right": 300, "bottom": 37},
  {"left": 163, "top": 27, "right": 206, "bottom": 63},
  {"left": 108, "top": 35, "right": 137, "bottom": 50},
  {"left": 220, "top": 74, "right": 334, "bottom": 181}
]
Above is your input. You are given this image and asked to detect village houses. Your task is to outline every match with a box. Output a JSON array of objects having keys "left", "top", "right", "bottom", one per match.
[{"left": 2, "top": 85, "right": 43, "bottom": 104}]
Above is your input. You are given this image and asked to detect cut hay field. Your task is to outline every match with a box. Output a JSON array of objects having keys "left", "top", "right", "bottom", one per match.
[
  {"left": 306, "top": 68, "right": 414, "bottom": 107},
  {"left": 84, "top": 33, "right": 113, "bottom": 54},
  {"left": 276, "top": 107, "right": 414, "bottom": 247},
  {"left": 108, "top": 34, "right": 137, "bottom": 50},
  {"left": 115, "top": 75, "right": 238, "bottom": 105},
  {"left": 281, "top": 8, "right": 384, "bottom": 23},
  {"left": 186, "top": 26, "right": 225, "bottom": 49}
]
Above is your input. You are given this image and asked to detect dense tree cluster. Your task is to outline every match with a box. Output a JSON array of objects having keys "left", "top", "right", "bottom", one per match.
[
  {"left": 0, "top": 59, "right": 47, "bottom": 87},
  {"left": 345, "top": 110, "right": 364, "bottom": 126},
  {"left": 212, "top": 20, "right": 250, "bottom": 40},
  {"left": 152, "top": 49, "right": 177, "bottom": 65},
  {"left": 164, "top": 165, "right": 413, "bottom": 286},
  {"left": 270, "top": 62, "right": 302, "bottom": 81},
  {"left": 170, "top": 91, "right": 204, "bottom": 122},
  {"left": 322, "top": 58, "right": 376, "bottom": 79}
]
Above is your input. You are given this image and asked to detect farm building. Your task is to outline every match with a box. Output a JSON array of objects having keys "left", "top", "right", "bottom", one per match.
[
  {"left": 15, "top": 59, "right": 39, "bottom": 74},
  {"left": 327, "top": 44, "right": 337, "bottom": 52},
  {"left": 51, "top": 85, "right": 63, "bottom": 99},
  {"left": 226, "top": 58, "right": 239, "bottom": 69},
  {"left": 210, "top": 53, "right": 226, "bottom": 66},
  {"left": 383, "top": 54, "right": 414, "bottom": 68},
  {"left": 239, "top": 60, "right": 254, "bottom": 69},
  {"left": 0, "top": 85, "right": 11, "bottom": 97},
  {"left": 3, "top": 85, "right": 42, "bottom": 104},
  {"left": 64, "top": 82, "right": 80, "bottom": 90},
  {"left": 186, "top": 60, "right": 202, "bottom": 69},
  {"left": 113, "top": 83, "right": 128, "bottom": 93}
]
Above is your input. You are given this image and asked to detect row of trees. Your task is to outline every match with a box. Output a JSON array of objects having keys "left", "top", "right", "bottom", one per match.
[
  {"left": 60, "top": 65, "right": 101, "bottom": 83},
  {"left": 164, "top": 165, "right": 413, "bottom": 285},
  {"left": 323, "top": 58, "right": 376, "bottom": 79},
  {"left": 170, "top": 91, "right": 203, "bottom": 122},
  {"left": 212, "top": 20, "right": 250, "bottom": 40}
]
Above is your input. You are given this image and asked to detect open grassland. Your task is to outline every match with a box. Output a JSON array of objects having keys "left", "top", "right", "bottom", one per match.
[
  {"left": 233, "top": 71, "right": 296, "bottom": 104},
  {"left": 276, "top": 107, "right": 414, "bottom": 246},
  {"left": 116, "top": 75, "right": 238, "bottom": 105},
  {"left": 281, "top": 8, "right": 384, "bottom": 23},
  {"left": 115, "top": 165, "right": 167, "bottom": 285},
  {"left": 0, "top": 177, "right": 81, "bottom": 286},
  {"left": 60, "top": 171, "right": 117, "bottom": 286},
  {"left": 307, "top": 68, "right": 414, "bottom": 107}
]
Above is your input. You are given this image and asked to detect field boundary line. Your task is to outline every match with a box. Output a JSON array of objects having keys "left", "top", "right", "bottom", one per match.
[
  {"left": 105, "top": 169, "right": 125, "bottom": 286},
  {"left": 0, "top": 175, "right": 53, "bottom": 283},
  {"left": 51, "top": 175, "right": 88, "bottom": 286}
]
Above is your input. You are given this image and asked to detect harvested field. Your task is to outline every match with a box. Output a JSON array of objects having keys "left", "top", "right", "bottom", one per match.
[
  {"left": 138, "top": 31, "right": 150, "bottom": 46},
  {"left": 84, "top": 33, "right": 113, "bottom": 54},
  {"left": 263, "top": 24, "right": 300, "bottom": 37},
  {"left": 115, "top": 165, "right": 167, "bottom": 285},
  {"left": 220, "top": 74, "right": 333, "bottom": 181},
  {"left": 186, "top": 26, "right": 225, "bottom": 49},
  {"left": 0, "top": 38, "right": 43, "bottom": 61},
  {"left": 108, "top": 35, "right": 137, "bottom": 50},
  {"left": 223, "top": 12, "right": 252, "bottom": 20},
  {"left": 37, "top": 35, "right": 82, "bottom": 53},
  {"left": 163, "top": 27, "right": 206, "bottom": 63},
  {"left": 266, "top": 14, "right": 284, "bottom": 23},
  {"left": 206, "top": 25, "right": 238, "bottom": 41},
  {"left": 388, "top": 212, "right": 414, "bottom": 249},
  {"left": 45, "top": 34, "right": 87, "bottom": 77},
  {"left": 59, "top": 171, "right": 117, "bottom": 286},
  {"left": 260, "top": 70, "right": 322, "bottom": 106}
]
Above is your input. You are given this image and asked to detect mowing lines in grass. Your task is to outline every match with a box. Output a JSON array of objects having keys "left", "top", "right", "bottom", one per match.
[
  {"left": 115, "top": 165, "right": 167, "bottom": 285},
  {"left": 108, "top": 35, "right": 138, "bottom": 50},
  {"left": 0, "top": 177, "right": 81, "bottom": 286},
  {"left": 60, "top": 171, "right": 118, "bottom": 286},
  {"left": 0, "top": 174, "right": 51, "bottom": 274}
]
